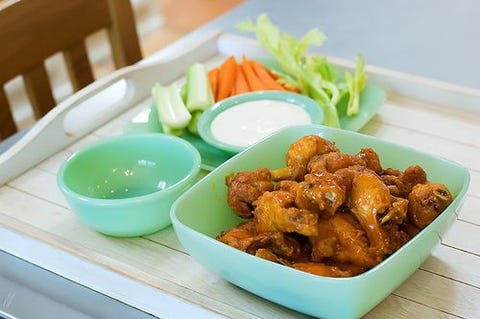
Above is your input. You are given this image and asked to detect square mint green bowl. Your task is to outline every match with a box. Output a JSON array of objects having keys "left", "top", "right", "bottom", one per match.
[
  {"left": 170, "top": 124, "right": 470, "bottom": 319},
  {"left": 58, "top": 133, "right": 201, "bottom": 237}
]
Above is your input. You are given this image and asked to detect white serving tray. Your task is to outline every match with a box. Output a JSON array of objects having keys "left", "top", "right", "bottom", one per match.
[{"left": 0, "top": 31, "right": 479, "bottom": 319}]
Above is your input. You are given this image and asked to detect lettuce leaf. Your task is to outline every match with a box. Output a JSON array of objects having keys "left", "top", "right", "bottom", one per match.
[
  {"left": 238, "top": 14, "right": 367, "bottom": 129},
  {"left": 344, "top": 54, "right": 367, "bottom": 116}
]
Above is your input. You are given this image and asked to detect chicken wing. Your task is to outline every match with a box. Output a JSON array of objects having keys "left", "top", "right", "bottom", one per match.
[
  {"left": 270, "top": 135, "right": 338, "bottom": 181},
  {"left": 246, "top": 232, "right": 302, "bottom": 260},
  {"left": 307, "top": 152, "right": 365, "bottom": 174},
  {"left": 295, "top": 172, "right": 346, "bottom": 216},
  {"left": 329, "top": 213, "right": 381, "bottom": 268},
  {"left": 333, "top": 165, "right": 367, "bottom": 195},
  {"left": 381, "top": 165, "right": 427, "bottom": 197},
  {"left": 253, "top": 191, "right": 318, "bottom": 236},
  {"left": 216, "top": 220, "right": 257, "bottom": 251},
  {"left": 380, "top": 174, "right": 403, "bottom": 197},
  {"left": 309, "top": 218, "right": 338, "bottom": 261},
  {"left": 383, "top": 223, "right": 411, "bottom": 252},
  {"left": 276, "top": 180, "right": 300, "bottom": 196},
  {"left": 380, "top": 196, "right": 409, "bottom": 225},
  {"left": 309, "top": 213, "right": 380, "bottom": 268},
  {"left": 226, "top": 168, "right": 274, "bottom": 218},
  {"left": 355, "top": 148, "right": 383, "bottom": 174},
  {"left": 348, "top": 171, "right": 391, "bottom": 255},
  {"left": 401, "top": 165, "right": 427, "bottom": 195},
  {"left": 408, "top": 182, "right": 453, "bottom": 228},
  {"left": 217, "top": 221, "right": 302, "bottom": 261}
]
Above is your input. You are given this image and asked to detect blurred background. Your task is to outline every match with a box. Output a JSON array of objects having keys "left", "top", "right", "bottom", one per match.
[{"left": 5, "top": 0, "right": 243, "bottom": 131}]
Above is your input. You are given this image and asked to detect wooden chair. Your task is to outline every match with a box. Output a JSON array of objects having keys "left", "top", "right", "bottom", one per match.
[{"left": 0, "top": 0, "right": 142, "bottom": 140}]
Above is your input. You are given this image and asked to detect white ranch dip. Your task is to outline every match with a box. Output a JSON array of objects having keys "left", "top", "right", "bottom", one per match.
[{"left": 210, "top": 99, "right": 311, "bottom": 148}]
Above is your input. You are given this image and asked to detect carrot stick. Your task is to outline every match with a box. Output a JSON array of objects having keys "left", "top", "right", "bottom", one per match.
[
  {"left": 216, "top": 56, "right": 237, "bottom": 101},
  {"left": 233, "top": 64, "right": 250, "bottom": 95},
  {"left": 263, "top": 66, "right": 300, "bottom": 93},
  {"left": 208, "top": 68, "right": 219, "bottom": 101},
  {"left": 242, "top": 56, "right": 266, "bottom": 91},
  {"left": 250, "top": 60, "right": 286, "bottom": 91}
]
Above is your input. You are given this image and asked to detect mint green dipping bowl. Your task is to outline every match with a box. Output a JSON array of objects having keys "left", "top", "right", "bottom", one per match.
[
  {"left": 171, "top": 124, "right": 470, "bottom": 318},
  {"left": 58, "top": 133, "right": 201, "bottom": 237}
]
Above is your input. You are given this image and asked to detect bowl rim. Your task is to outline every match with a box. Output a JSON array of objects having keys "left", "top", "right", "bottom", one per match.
[
  {"left": 197, "top": 91, "right": 324, "bottom": 154},
  {"left": 57, "top": 132, "right": 201, "bottom": 204}
]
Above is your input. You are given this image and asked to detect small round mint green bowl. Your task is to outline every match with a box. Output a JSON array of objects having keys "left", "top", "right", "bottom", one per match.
[
  {"left": 57, "top": 133, "right": 201, "bottom": 237},
  {"left": 197, "top": 91, "right": 324, "bottom": 154}
]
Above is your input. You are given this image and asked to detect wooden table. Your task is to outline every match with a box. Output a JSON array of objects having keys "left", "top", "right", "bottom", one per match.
[{"left": 1, "top": 11, "right": 480, "bottom": 319}]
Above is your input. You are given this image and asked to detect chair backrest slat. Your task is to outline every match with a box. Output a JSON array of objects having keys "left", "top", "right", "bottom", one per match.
[
  {"left": 64, "top": 41, "right": 95, "bottom": 91},
  {"left": 106, "top": 0, "right": 143, "bottom": 68},
  {"left": 23, "top": 64, "right": 56, "bottom": 119},
  {"left": 0, "top": 88, "right": 16, "bottom": 138}
]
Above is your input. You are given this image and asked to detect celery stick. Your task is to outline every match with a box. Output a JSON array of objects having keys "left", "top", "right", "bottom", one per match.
[
  {"left": 185, "top": 63, "right": 214, "bottom": 112},
  {"left": 180, "top": 83, "right": 187, "bottom": 103},
  {"left": 187, "top": 111, "right": 202, "bottom": 135},
  {"left": 151, "top": 83, "right": 191, "bottom": 130},
  {"left": 161, "top": 123, "right": 184, "bottom": 136}
]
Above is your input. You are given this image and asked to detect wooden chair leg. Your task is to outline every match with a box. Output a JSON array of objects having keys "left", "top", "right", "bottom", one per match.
[
  {"left": 23, "top": 64, "right": 56, "bottom": 119},
  {"left": 64, "top": 41, "right": 95, "bottom": 91},
  {"left": 0, "top": 87, "right": 17, "bottom": 140}
]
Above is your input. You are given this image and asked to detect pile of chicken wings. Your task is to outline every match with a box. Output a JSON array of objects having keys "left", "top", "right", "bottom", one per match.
[{"left": 217, "top": 135, "right": 453, "bottom": 277}]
